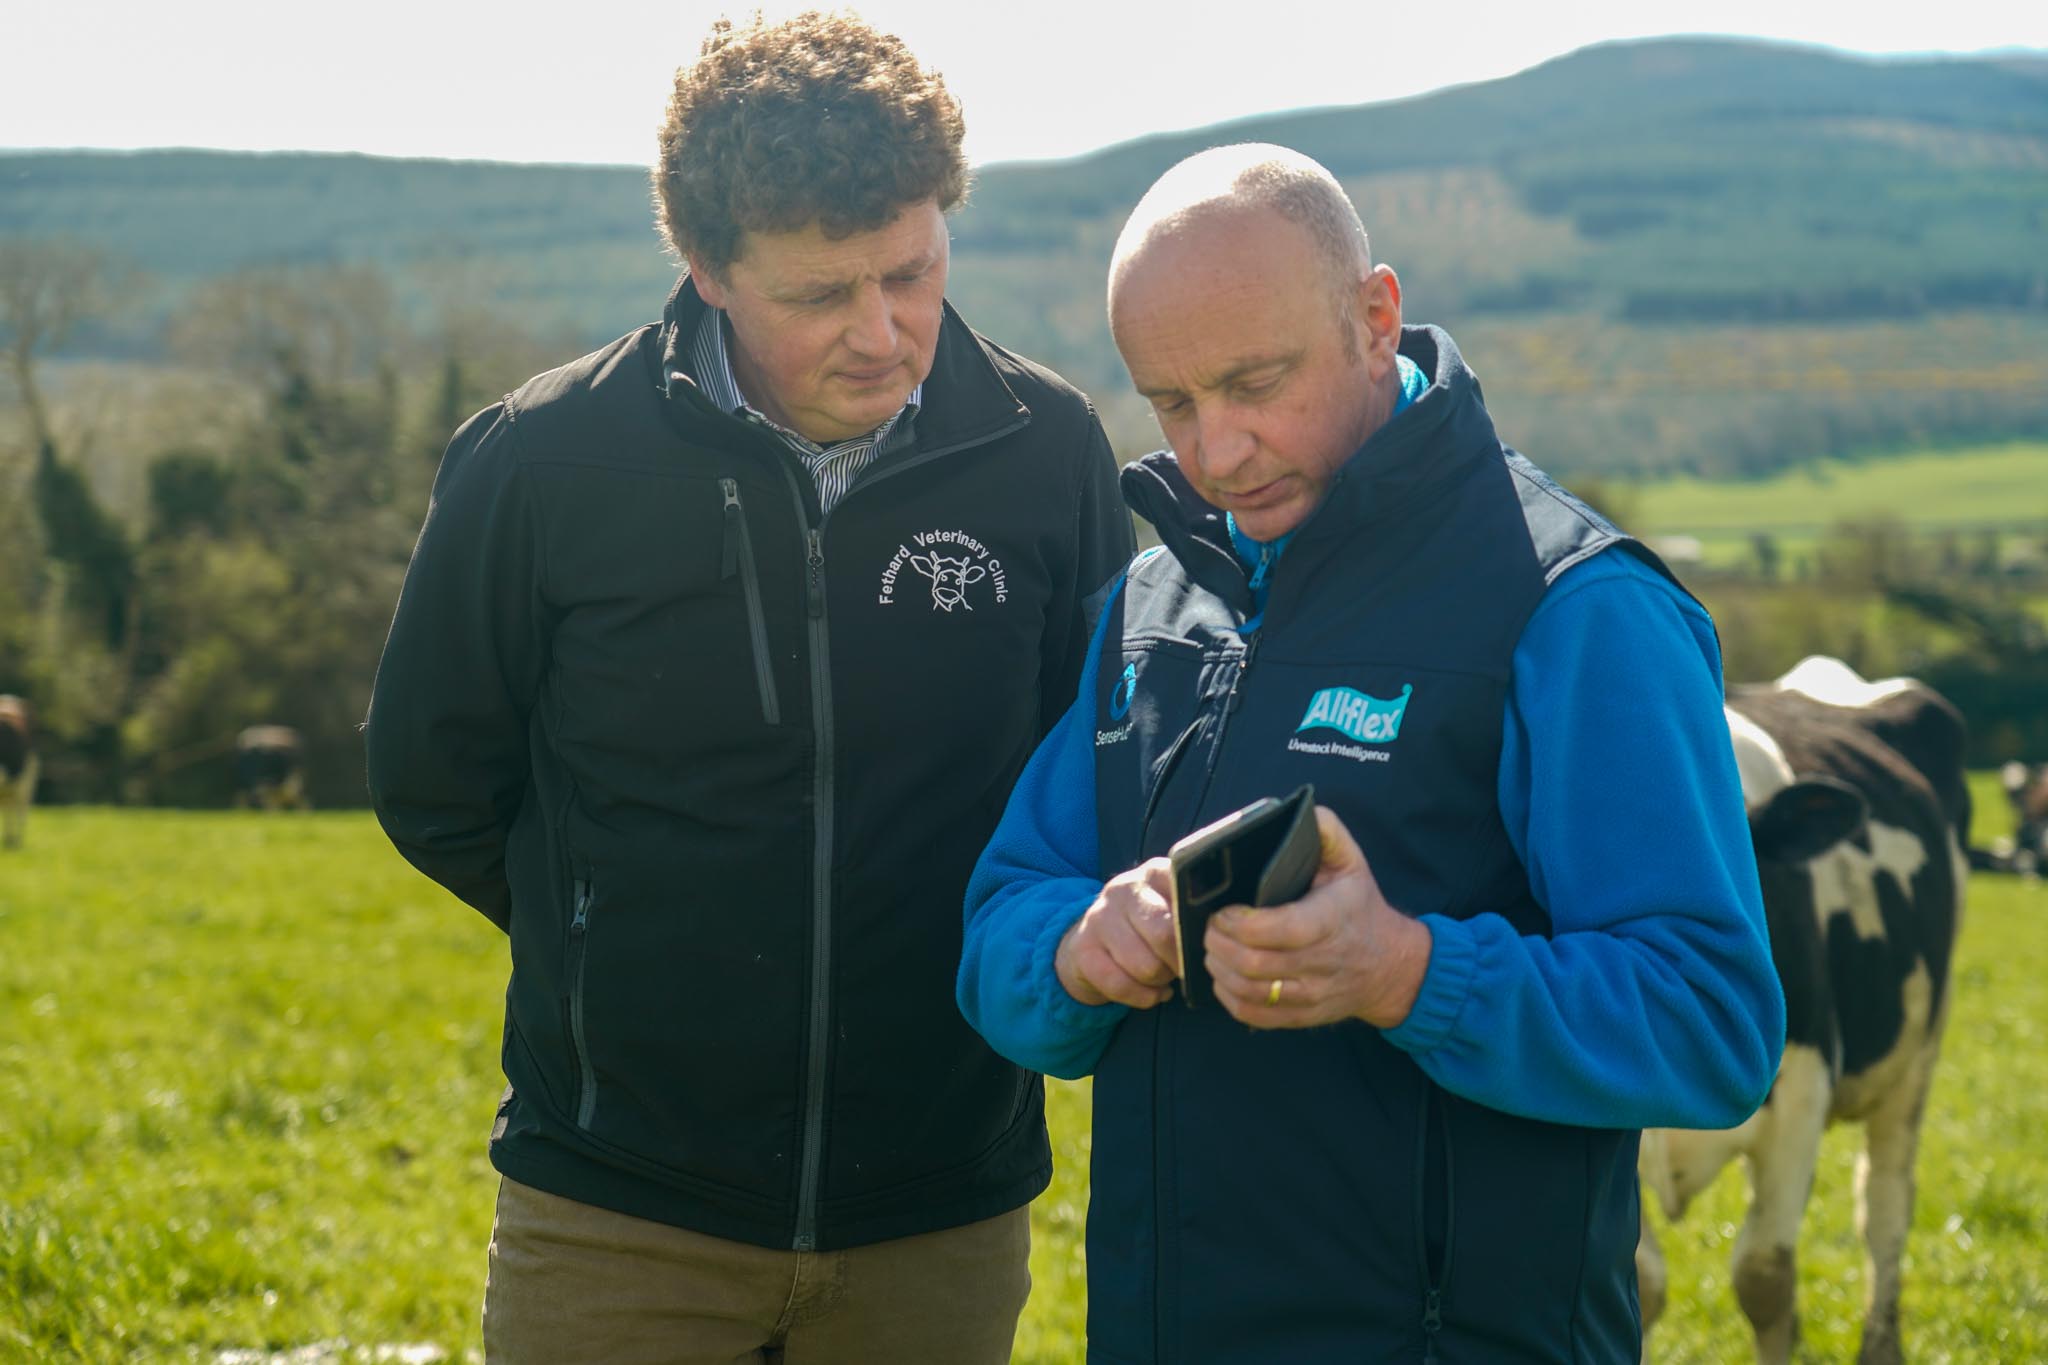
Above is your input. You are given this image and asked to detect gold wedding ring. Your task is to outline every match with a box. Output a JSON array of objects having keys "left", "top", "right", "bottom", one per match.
[{"left": 1267, "top": 978, "right": 1284, "bottom": 1007}]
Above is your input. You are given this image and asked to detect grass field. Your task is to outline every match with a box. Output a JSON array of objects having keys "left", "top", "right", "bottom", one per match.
[
  {"left": 2, "top": 795, "right": 2044, "bottom": 1362},
  {"left": 1620, "top": 440, "right": 2048, "bottom": 573},
  {"left": 1627, "top": 443, "right": 2048, "bottom": 536}
]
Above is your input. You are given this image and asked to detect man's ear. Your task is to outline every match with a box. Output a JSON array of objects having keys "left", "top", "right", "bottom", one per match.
[
  {"left": 687, "top": 254, "right": 730, "bottom": 308},
  {"left": 1356, "top": 264, "right": 1403, "bottom": 369}
]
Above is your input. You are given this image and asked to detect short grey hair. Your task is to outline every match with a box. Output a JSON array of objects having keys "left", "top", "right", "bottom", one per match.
[
  {"left": 1116, "top": 145, "right": 1367, "bottom": 274},
  {"left": 1227, "top": 148, "right": 1370, "bottom": 290},
  {"left": 1110, "top": 143, "right": 1372, "bottom": 344}
]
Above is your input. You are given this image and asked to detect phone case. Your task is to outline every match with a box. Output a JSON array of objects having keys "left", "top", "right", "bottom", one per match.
[{"left": 1168, "top": 783, "right": 1319, "bottom": 1007}]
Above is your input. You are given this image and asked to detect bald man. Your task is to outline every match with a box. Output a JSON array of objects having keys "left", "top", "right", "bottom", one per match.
[{"left": 958, "top": 145, "right": 1784, "bottom": 1361}]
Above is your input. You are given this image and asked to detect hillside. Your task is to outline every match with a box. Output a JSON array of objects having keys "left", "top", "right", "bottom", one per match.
[
  {"left": 3, "top": 35, "right": 2046, "bottom": 805},
  {"left": 5, "top": 35, "right": 2048, "bottom": 476},
  {"left": 962, "top": 37, "right": 2048, "bottom": 316}
]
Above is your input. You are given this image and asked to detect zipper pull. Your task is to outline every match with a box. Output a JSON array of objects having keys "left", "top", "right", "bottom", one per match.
[
  {"left": 719, "top": 479, "right": 741, "bottom": 579},
  {"left": 571, "top": 878, "right": 591, "bottom": 934},
  {"left": 1227, "top": 635, "right": 1260, "bottom": 712},
  {"left": 807, "top": 529, "right": 826, "bottom": 618},
  {"left": 1248, "top": 540, "right": 1275, "bottom": 592}
]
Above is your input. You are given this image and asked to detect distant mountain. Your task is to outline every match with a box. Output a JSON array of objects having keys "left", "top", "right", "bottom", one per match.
[
  {"left": 0, "top": 152, "right": 671, "bottom": 355},
  {"left": 950, "top": 37, "right": 2048, "bottom": 328},
  {"left": 5, "top": 36, "right": 2046, "bottom": 476}
]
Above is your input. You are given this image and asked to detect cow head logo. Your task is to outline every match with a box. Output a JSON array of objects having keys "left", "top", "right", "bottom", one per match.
[
  {"left": 910, "top": 552, "right": 987, "bottom": 612},
  {"left": 877, "top": 531, "right": 1008, "bottom": 613}
]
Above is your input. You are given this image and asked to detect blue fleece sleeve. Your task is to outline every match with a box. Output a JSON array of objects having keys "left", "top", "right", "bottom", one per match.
[
  {"left": 958, "top": 577, "right": 1130, "bottom": 1080},
  {"left": 1382, "top": 550, "right": 1785, "bottom": 1130}
]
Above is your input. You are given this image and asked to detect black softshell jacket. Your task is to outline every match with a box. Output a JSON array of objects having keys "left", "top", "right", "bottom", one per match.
[{"left": 366, "top": 280, "right": 1133, "bottom": 1250}]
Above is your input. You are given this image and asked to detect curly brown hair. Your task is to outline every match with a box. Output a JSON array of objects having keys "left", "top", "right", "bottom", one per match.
[{"left": 654, "top": 10, "right": 970, "bottom": 278}]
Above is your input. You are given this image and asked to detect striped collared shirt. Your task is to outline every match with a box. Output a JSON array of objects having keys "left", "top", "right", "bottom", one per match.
[{"left": 686, "top": 307, "right": 921, "bottom": 516}]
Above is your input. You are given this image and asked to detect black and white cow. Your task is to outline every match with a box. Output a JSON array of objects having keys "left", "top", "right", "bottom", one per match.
[
  {"left": 0, "top": 695, "right": 36, "bottom": 850},
  {"left": 1638, "top": 656, "right": 1968, "bottom": 1365},
  {"left": 1992, "top": 760, "right": 2048, "bottom": 877},
  {"left": 234, "top": 724, "right": 308, "bottom": 810}
]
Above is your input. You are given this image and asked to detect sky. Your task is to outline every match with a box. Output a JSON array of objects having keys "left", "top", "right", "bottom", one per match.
[{"left": 6, "top": 0, "right": 2044, "bottom": 169}]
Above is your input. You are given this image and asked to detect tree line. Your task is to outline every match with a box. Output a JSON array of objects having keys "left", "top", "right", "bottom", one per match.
[
  {"left": 3, "top": 238, "right": 2044, "bottom": 806},
  {"left": 0, "top": 238, "right": 567, "bottom": 806}
]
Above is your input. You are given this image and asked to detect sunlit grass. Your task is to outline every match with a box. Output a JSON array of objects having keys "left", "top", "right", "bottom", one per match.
[
  {"left": 1628, "top": 441, "right": 2048, "bottom": 538},
  {"left": 0, "top": 811, "right": 504, "bottom": 1361},
  {"left": 2, "top": 807, "right": 2043, "bottom": 1361}
]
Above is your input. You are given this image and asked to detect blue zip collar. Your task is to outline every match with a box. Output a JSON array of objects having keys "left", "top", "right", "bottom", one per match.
[{"left": 1227, "top": 352, "right": 1429, "bottom": 625}]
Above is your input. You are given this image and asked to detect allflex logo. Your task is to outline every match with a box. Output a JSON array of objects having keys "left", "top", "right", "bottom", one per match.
[{"left": 1288, "top": 683, "right": 1413, "bottom": 764}]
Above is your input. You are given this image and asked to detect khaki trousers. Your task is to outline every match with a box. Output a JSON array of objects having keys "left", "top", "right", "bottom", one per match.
[{"left": 482, "top": 1176, "right": 1032, "bottom": 1365}]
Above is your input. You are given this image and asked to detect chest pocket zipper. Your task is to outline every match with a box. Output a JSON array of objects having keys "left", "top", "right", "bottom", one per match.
[
  {"left": 1136, "top": 642, "right": 1254, "bottom": 849},
  {"left": 721, "top": 478, "right": 782, "bottom": 725},
  {"left": 566, "top": 871, "right": 598, "bottom": 1129}
]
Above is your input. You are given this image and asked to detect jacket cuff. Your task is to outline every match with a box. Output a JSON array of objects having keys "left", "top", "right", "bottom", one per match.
[{"left": 1383, "top": 914, "right": 1474, "bottom": 1055}]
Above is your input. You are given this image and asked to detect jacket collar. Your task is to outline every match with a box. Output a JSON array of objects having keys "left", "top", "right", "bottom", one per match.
[
  {"left": 1118, "top": 448, "right": 1252, "bottom": 615},
  {"left": 652, "top": 274, "right": 1031, "bottom": 457},
  {"left": 1121, "top": 324, "right": 1501, "bottom": 598},
  {"left": 1293, "top": 324, "right": 1500, "bottom": 548}
]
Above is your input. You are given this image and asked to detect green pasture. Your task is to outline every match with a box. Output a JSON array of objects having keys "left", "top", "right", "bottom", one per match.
[
  {"left": 3, "top": 799, "right": 2044, "bottom": 1362},
  {"left": 1625, "top": 440, "right": 2048, "bottom": 542}
]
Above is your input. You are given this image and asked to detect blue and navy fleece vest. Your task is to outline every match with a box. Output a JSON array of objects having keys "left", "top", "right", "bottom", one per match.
[{"left": 1085, "top": 327, "right": 1668, "bottom": 1363}]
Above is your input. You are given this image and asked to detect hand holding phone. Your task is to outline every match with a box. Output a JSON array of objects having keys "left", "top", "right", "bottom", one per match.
[{"left": 1168, "top": 784, "right": 1318, "bottom": 1007}]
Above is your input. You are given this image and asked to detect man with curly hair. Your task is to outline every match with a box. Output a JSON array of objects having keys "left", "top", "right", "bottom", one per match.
[{"left": 366, "top": 12, "right": 1131, "bottom": 1360}]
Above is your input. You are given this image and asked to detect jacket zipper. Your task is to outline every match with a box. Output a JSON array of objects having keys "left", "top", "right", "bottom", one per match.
[
  {"left": 720, "top": 478, "right": 782, "bottom": 725},
  {"left": 1416, "top": 1083, "right": 1454, "bottom": 1363},
  {"left": 1136, "top": 632, "right": 1262, "bottom": 1359},
  {"left": 792, "top": 502, "right": 834, "bottom": 1251},
  {"left": 680, "top": 400, "right": 1029, "bottom": 1252},
  {"left": 1144, "top": 629, "right": 1264, "bottom": 1357},
  {"left": 1247, "top": 540, "right": 1277, "bottom": 593},
  {"left": 1137, "top": 719, "right": 1202, "bottom": 843},
  {"left": 1175, "top": 634, "right": 1263, "bottom": 836},
  {"left": 1136, "top": 626, "right": 1263, "bottom": 847},
  {"left": 785, "top": 419, "right": 1030, "bottom": 1252},
  {"left": 1152, "top": 1005, "right": 1171, "bottom": 1363},
  {"left": 566, "top": 867, "right": 598, "bottom": 1130}
]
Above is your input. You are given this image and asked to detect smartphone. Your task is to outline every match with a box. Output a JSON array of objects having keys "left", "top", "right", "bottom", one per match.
[{"left": 1168, "top": 784, "right": 1318, "bottom": 1007}]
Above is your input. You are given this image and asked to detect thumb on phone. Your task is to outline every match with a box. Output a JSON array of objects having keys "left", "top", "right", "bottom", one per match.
[{"left": 1310, "top": 805, "right": 1372, "bottom": 891}]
